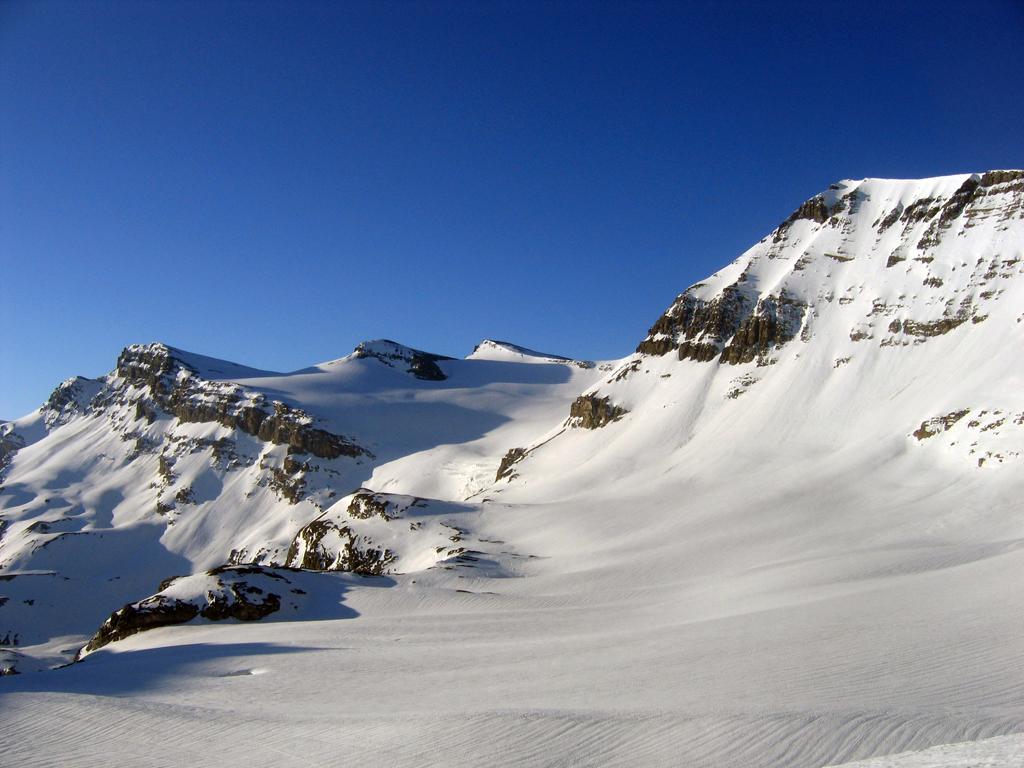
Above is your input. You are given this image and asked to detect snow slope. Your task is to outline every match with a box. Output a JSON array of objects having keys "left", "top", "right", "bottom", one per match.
[
  {"left": 1, "top": 171, "right": 1023, "bottom": 767},
  {"left": 826, "top": 734, "right": 1024, "bottom": 767}
]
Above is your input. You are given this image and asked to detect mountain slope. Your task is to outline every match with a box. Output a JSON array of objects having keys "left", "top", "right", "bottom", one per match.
[
  {"left": 1, "top": 171, "right": 1023, "bottom": 768},
  {"left": 0, "top": 339, "right": 603, "bottom": 656}
]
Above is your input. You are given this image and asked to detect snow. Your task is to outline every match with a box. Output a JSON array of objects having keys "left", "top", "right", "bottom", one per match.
[
  {"left": 1, "top": 171, "right": 1023, "bottom": 766},
  {"left": 825, "top": 734, "right": 1024, "bottom": 767},
  {"left": 467, "top": 338, "right": 585, "bottom": 364}
]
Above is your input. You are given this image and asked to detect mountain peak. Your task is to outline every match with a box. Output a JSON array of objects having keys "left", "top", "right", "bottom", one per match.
[
  {"left": 116, "top": 342, "right": 277, "bottom": 382},
  {"left": 635, "top": 169, "right": 1024, "bottom": 365},
  {"left": 350, "top": 339, "right": 454, "bottom": 381},
  {"left": 467, "top": 339, "right": 583, "bottom": 365}
]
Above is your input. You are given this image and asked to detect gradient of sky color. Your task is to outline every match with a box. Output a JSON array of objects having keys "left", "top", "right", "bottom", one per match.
[{"left": 2, "top": 0, "right": 1022, "bottom": 418}]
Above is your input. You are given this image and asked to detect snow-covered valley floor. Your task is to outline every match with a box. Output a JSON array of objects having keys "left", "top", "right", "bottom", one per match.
[{"left": 4, "top": 460, "right": 1023, "bottom": 767}]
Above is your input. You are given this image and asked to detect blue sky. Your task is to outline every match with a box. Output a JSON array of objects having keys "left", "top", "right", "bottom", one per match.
[{"left": 1, "top": 0, "right": 1022, "bottom": 418}]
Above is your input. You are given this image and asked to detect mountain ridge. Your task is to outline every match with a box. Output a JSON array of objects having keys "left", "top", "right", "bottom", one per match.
[{"left": 2, "top": 170, "right": 1023, "bottom": 768}]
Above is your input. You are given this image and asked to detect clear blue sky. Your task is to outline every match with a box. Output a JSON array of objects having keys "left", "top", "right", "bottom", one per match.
[{"left": 2, "top": 0, "right": 1021, "bottom": 418}]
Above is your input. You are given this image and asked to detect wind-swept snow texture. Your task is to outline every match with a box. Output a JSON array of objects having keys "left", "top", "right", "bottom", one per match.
[{"left": 2, "top": 171, "right": 1023, "bottom": 767}]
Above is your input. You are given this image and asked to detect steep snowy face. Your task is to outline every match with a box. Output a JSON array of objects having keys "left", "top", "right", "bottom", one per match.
[
  {"left": 494, "top": 172, "right": 1024, "bottom": 496},
  {"left": 467, "top": 339, "right": 593, "bottom": 367},
  {"left": 636, "top": 170, "right": 1023, "bottom": 365}
]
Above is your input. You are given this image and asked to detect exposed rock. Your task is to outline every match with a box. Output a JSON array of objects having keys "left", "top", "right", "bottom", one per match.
[
  {"left": 0, "top": 428, "right": 25, "bottom": 477},
  {"left": 567, "top": 394, "right": 628, "bottom": 429},
  {"left": 352, "top": 340, "right": 453, "bottom": 381},
  {"left": 260, "top": 462, "right": 306, "bottom": 505},
  {"left": 782, "top": 194, "right": 831, "bottom": 226},
  {"left": 636, "top": 286, "right": 805, "bottom": 366},
  {"left": 347, "top": 489, "right": 408, "bottom": 520},
  {"left": 980, "top": 169, "right": 1024, "bottom": 187},
  {"left": 496, "top": 447, "right": 527, "bottom": 482},
  {"left": 938, "top": 177, "right": 981, "bottom": 225},
  {"left": 286, "top": 518, "right": 395, "bottom": 574},
  {"left": 0, "top": 649, "right": 28, "bottom": 676},
  {"left": 80, "top": 596, "right": 200, "bottom": 655},
  {"left": 899, "top": 197, "right": 942, "bottom": 225},
  {"left": 79, "top": 565, "right": 292, "bottom": 656},
  {"left": 876, "top": 203, "right": 904, "bottom": 233},
  {"left": 635, "top": 336, "right": 675, "bottom": 357},
  {"left": 174, "top": 486, "right": 195, "bottom": 505},
  {"left": 918, "top": 177, "right": 983, "bottom": 248},
  {"left": 45, "top": 376, "right": 101, "bottom": 420},
  {"left": 913, "top": 409, "right": 970, "bottom": 440},
  {"left": 636, "top": 285, "right": 752, "bottom": 360},
  {"left": 112, "top": 344, "right": 369, "bottom": 461},
  {"left": 199, "top": 585, "right": 280, "bottom": 622},
  {"left": 897, "top": 316, "right": 969, "bottom": 337},
  {"left": 157, "top": 452, "right": 175, "bottom": 484},
  {"left": 719, "top": 293, "right": 806, "bottom": 365}
]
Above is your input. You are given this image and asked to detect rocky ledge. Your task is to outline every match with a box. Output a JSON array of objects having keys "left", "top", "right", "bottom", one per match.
[
  {"left": 636, "top": 287, "right": 806, "bottom": 366},
  {"left": 352, "top": 339, "right": 453, "bottom": 381},
  {"left": 286, "top": 516, "right": 396, "bottom": 574},
  {"left": 113, "top": 343, "right": 369, "bottom": 460},
  {"left": 567, "top": 394, "right": 628, "bottom": 429},
  {"left": 78, "top": 565, "right": 300, "bottom": 657}
]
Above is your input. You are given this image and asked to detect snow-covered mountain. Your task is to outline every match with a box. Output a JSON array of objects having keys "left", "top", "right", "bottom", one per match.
[{"left": 2, "top": 171, "right": 1023, "bottom": 768}]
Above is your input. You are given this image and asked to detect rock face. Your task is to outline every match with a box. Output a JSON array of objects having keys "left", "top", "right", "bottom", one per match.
[
  {"left": 637, "top": 287, "right": 806, "bottom": 365},
  {"left": 285, "top": 490, "right": 421, "bottom": 573},
  {"left": 913, "top": 409, "right": 970, "bottom": 440},
  {"left": 352, "top": 340, "right": 453, "bottom": 381},
  {"left": 114, "top": 344, "right": 369, "bottom": 460},
  {"left": 286, "top": 518, "right": 396, "bottom": 574},
  {"left": 283, "top": 490, "right": 482, "bottom": 575},
  {"left": 44, "top": 376, "right": 102, "bottom": 422},
  {"left": 0, "top": 428, "right": 24, "bottom": 478},
  {"left": 80, "top": 595, "right": 200, "bottom": 655},
  {"left": 567, "top": 394, "right": 628, "bottom": 429},
  {"left": 495, "top": 447, "right": 527, "bottom": 481},
  {"left": 347, "top": 489, "right": 407, "bottom": 520},
  {"left": 79, "top": 566, "right": 295, "bottom": 656},
  {"left": 635, "top": 171, "right": 1024, "bottom": 369}
]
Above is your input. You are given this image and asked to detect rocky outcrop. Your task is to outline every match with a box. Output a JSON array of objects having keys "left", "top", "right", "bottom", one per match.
[
  {"left": 347, "top": 489, "right": 412, "bottom": 520},
  {"left": 892, "top": 316, "right": 970, "bottom": 338},
  {"left": 636, "top": 287, "right": 806, "bottom": 366},
  {"left": 79, "top": 565, "right": 293, "bottom": 656},
  {"left": 783, "top": 194, "right": 831, "bottom": 225},
  {"left": 352, "top": 340, "right": 453, "bottom": 381},
  {"left": 567, "top": 394, "right": 628, "bottom": 429},
  {"left": 113, "top": 344, "right": 369, "bottom": 461},
  {"left": 80, "top": 595, "right": 200, "bottom": 655},
  {"left": 913, "top": 409, "right": 970, "bottom": 440},
  {"left": 980, "top": 169, "right": 1024, "bottom": 187},
  {"left": 637, "top": 286, "right": 751, "bottom": 360},
  {"left": 286, "top": 518, "right": 395, "bottom": 574},
  {"left": 719, "top": 293, "right": 806, "bottom": 365},
  {"left": 875, "top": 170, "right": 1024, "bottom": 248},
  {"left": 495, "top": 447, "right": 527, "bottom": 481},
  {"left": 0, "top": 427, "right": 24, "bottom": 477},
  {"left": 45, "top": 376, "right": 101, "bottom": 417}
]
